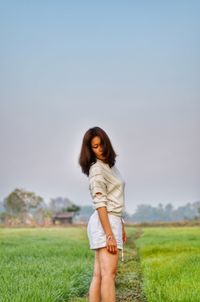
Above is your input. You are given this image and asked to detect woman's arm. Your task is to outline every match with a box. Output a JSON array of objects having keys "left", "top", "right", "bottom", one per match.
[
  {"left": 97, "top": 206, "right": 118, "bottom": 254},
  {"left": 89, "top": 166, "right": 118, "bottom": 254}
]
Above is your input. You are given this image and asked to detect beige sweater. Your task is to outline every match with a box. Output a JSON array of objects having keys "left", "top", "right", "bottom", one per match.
[{"left": 89, "top": 158, "right": 125, "bottom": 219}]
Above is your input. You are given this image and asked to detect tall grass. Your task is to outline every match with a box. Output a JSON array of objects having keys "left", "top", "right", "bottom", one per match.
[
  {"left": 0, "top": 227, "right": 92, "bottom": 302},
  {"left": 136, "top": 227, "right": 200, "bottom": 302},
  {"left": 2, "top": 226, "right": 199, "bottom": 302}
]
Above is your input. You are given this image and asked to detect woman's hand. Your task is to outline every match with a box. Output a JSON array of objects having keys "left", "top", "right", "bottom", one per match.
[{"left": 106, "top": 234, "right": 117, "bottom": 254}]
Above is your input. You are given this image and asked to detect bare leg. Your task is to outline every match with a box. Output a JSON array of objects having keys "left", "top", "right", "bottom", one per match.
[
  {"left": 89, "top": 250, "right": 101, "bottom": 302},
  {"left": 98, "top": 247, "right": 119, "bottom": 302}
]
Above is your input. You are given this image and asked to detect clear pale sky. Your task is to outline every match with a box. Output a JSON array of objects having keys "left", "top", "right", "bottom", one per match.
[{"left": 0, "top": 1, "right": 199, "bottom": 213}]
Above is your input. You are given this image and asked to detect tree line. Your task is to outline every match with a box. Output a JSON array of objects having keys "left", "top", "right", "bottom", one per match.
[
  {"left": 0, "top": 188, "right": 80, "bottom": 226},
  {"left": 0, "top": 187, "right": 199, "bottom": 225},
  {"left": 124, "top": 201, "right": 200, "bottom": 223}
]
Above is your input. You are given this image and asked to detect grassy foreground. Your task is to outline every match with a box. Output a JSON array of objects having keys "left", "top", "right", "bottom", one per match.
[
  {"left": 0, "top": 227, "right": 93, "bottom": 302},
  {"left": 1, "top": 226, "right": 200, "bottom": 301},
  {"left": 136, "top": 227, "right": 200, "bottom": 302},
  {"left": 0, "top": 226, "right": 139, "bottom": 302}
]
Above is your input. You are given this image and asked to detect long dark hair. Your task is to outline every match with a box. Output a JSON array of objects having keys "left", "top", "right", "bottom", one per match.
[{"left": 79, "top": 126, "right": 117, "bottom": 176}]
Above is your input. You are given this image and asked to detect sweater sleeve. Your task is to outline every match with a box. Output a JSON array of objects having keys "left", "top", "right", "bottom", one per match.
[{"left": 89, "top": 165, "right": 108, "bottom": 209}]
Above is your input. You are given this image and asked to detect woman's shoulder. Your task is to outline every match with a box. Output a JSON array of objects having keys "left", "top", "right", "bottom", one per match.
[
  {"left": 89, "top": 160, "right": 108, "bottom": 178},
  {"left": 89, "top": 161, "right": 101, "bottom": 176}
]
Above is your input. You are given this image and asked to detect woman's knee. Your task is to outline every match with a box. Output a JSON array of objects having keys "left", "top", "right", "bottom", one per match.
[
  {"left": 101, "top": 268, "right": 117, "bottom": 280},
  {"left": 98, "top": 247, "right": 119, "bottom": 280}
]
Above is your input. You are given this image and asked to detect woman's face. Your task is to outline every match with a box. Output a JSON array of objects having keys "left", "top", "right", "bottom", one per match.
[{"left": 91, "top": 136, "right": 105, "bottom": 160}]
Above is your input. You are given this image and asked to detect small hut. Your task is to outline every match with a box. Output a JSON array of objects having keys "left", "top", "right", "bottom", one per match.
[{"left": 52, "top": 212, "right": 75, "bottom": 224}]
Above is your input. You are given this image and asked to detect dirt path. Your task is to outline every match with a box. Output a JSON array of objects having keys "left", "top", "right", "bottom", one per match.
[{"left": 116, "top": 228, "right": 147, "bottom": 302}]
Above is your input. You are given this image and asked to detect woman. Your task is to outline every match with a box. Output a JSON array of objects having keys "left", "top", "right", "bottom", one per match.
[{"left": 79, "top": 126, "right": 126, "bottom": 302}]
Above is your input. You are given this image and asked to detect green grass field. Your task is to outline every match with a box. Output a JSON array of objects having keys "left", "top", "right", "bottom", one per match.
[
  {"left": 0, "top": 227, "right": 92, "bottom": 302},
  {"left": 136, "top": 227, "right": 200, "bottom": 302},
  {"left": 0, "top": 226, "right": 200, "bottom": 302}
]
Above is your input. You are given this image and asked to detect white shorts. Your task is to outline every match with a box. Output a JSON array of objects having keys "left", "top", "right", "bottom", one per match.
[{"left": 87, "top": 210, "right": 123, "bottom": 250}]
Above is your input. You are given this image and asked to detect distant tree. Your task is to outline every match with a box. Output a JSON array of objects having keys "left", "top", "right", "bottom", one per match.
[
  {"left": 4, "top": 189, "right": 26, "bottom": 219},
  {"left": 0, "top": 200, "right": 5, "bottom": 213},
  {"left": 131, "top": 201, "right": 200, "bottom": 223},
  {"left": 132, "top": 204, "right": 158, "bottom": 222},
  {"left": 164, "top": 203, "right": 174, "bottom": 221},
  {"left": 0, "top": 212, "right": 7, "bottom": 224},
  {"left": 49, "top": 197, "right": 73, "bottom": 214},
  {"left": 75, "top": 205, "right": 94, "bottom": 222},
  {"left": 4, "top": 188, "right": 44, "bottom": 224},
  {"left": 165, "top": 203, "right": 173, "bottom": 213},
  {"left": 174, "top": 202, "right": 195, "bottom": 221},
  {"left": 193, "top": 201, "right": 200, "bottom": 219},
  {"left": 65, "top": 204, "right": 80, "bottom": 212}
]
